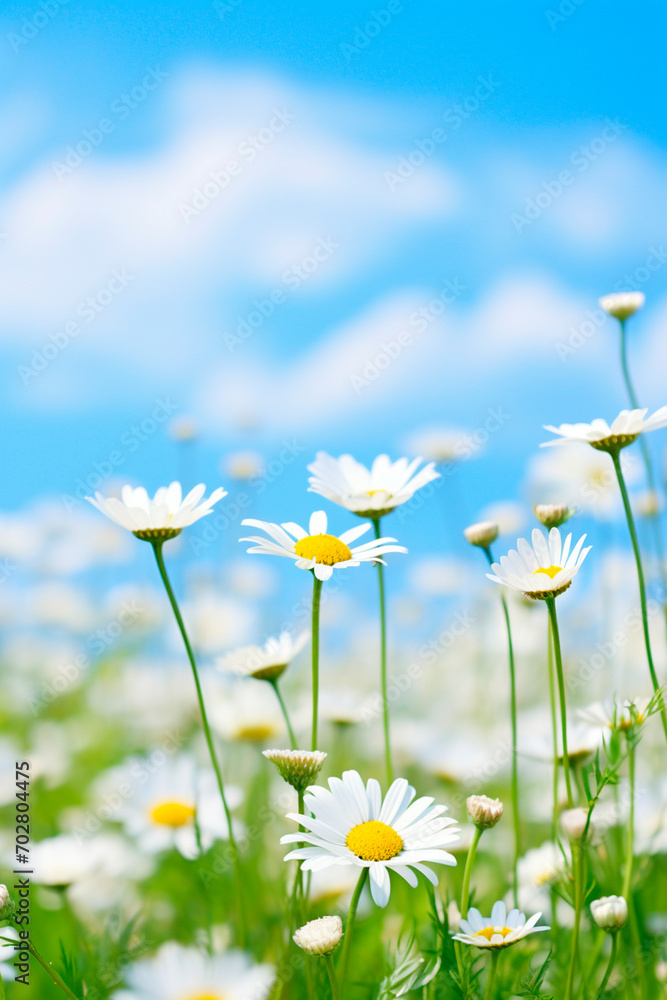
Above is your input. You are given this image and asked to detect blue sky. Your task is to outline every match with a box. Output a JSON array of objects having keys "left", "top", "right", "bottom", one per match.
[{"left": 3, "top": 0, "right": 667, "bottom": 563}]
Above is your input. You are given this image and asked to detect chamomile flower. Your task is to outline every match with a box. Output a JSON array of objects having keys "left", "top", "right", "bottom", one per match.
[
  {"left": 307, "top": 452, "right": 439, "bottom": 518},
  {"left": 217, "top": 631, "right": 309, "bottom": 682},
  {"left": 280, "top": 769, "right": 459, "bottom": 907},
  {"left": 487, "top": 527, "right": 591, "bottom": 600},
  {"left": 241, "top": 511, "right": 406, "bottom": 582},
  {"left": 86, "top": 482, "right": 227, "bottom": 541},
  {"left": 599, "top": 292, "right": 645, "bottom": 321},
  {"left": 578, "top": 698, "right": 651, "bottom": 733},
  {"left": 112, "top": 942, "right": 274, "bottom": 1000},
  {"left": 113, "top": 754, "right": 242, "bottom": 859},
  {"left": 453, "top": 900, "right": 549, "bottom": 949},
  {"left": 542, "top": 408, "right": 667, "bottom": 454}
]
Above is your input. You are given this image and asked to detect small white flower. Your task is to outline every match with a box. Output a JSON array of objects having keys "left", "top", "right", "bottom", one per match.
[
  {"left": 0, "top": 884, "right": 14, "bottom": 920},
  {"left": 599, "top": 292, "right": 645, "bottom": 321},
  {"left": 590, "top": 895, "right": 628, "bottom": 931},
  {"left": 542, "top": 407, "right": 667, "bottom": 453},
  {"left": 217, "top": 631, "right": 309, "bottom": 682},
  {"left": 578, "top": 698, "right": 651, "bottom": 733},
  {"left": 454, "top": 900, "right": 549, "bottom": 949},
  {"left": 280, "top": 769, "right": 459, "bottom": 907},
  {"left": 463, "top": 521, "right": 498, "bottom": 548},
  {"left": 487, "top": 527, "right": 591, "bottom": 600},
  {"left": 293, "top": 915, "right": 343, "bottom": 956},
  {"left": 112, "top": 941, "right": 274, "bottom": 1000},
  {"left": 86, "top": 482, "right": 227, "bottom": 540},
  {"left": 241, "top": 511, "right": 406, "bottom": 582},
  {"left": 307, "top": 452, "right": 439, "bottom": 518},
  {"left": 467, "top": 795, "right": 503, "bottom": 830}
]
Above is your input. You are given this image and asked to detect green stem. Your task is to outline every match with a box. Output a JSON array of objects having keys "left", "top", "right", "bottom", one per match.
[
  {"left": 547, "top": 620, "right": 559, "bottom": 843},
  {"left": 311, "top": 575, "right": 323, "bottom": 750},
  {"left": 595, "top": 933, "right": 618, "bottom": 1000},
  {"left": 374, "top": 518, "right": 393, "bottom": 786},
  {"left": 151, "top": 540, "right": 247, "bottom": 944},
  {"left": 622, "top": 739, "right": 635, "bottom": 901},
  {"left": 484, "top": 950, "right": 499, "bottom": 1000},
  {"left": 338, "top": 867, "right": 369, "bottom": 991},
  {"left": 270, "top": 679, "right": 298, "bottom": 750},
  {"left": 27, "top": 941, "right": 79, "bottom": 1000},
  {"left": 565, "top": 838, "right": 585, "bottom": 1000},
  {"left": 484, "top": 545, "right": 519, "bottom": 906},
  {"left": 325, "top": 953, "right": 341, "bottom": 1000},
  {"left": 545, "top": 597, "right": 574, "bottom": 808},
  {"left": 610, "top": 450, "right": 667, "bottom": 741},
  {"left": 460, "top": 825, "right": 483, "bottom": 918}
]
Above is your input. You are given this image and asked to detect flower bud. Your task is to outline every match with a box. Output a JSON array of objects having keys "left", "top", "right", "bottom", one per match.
[
  {"left": 293, "top": 915, "right": 343, "bottom": 956},
  {"left": 466, "top": 794, "right": 503, "bottom": 830},
  {"left": 262, "top": 748, "right": 327, "bottom": 793},
  {"left": 590, "top": 895, "right": 628, "bottom": 932},
  {"left": 0, "top": 884, "right": 15, "bottom": 920},
  {"left": 599, "top": 292, "right": 645, "bottom": 321},
  {"left": 560, "top": 807, "right": 589, "bottom": 840},
  {"left": 534, "top": 503, "right": 575, "bottom": 529},
  {"left": 464, "top": 521, "right": 498, "bottom": 549}
]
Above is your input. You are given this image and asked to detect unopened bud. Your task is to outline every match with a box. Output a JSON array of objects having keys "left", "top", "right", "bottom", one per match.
[
  {"left": 467, "top": 794, "right": 503, "bottom": 830},
  {"left": 534, "top": 503, "right": 575, "bottom": 529},
  {"left": 262, "top": 748, "right": 327, "bottom": 793},
  {"left": 599, "top": 292, "right": 645, "bottom": 321},
  {"left": 293, "top": 915, "right": 343, "bottom": 956},
  {"left": 590, "top": 895, "right": 627, "bottom": 932},
  {"left": 464, "top": 521, "right": 498, "bottom": 549}
]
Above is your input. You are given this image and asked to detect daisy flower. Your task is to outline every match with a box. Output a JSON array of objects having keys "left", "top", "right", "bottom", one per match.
[
  {"left": 599, "top": 291, "right": 645, "bottom": 321},
  {"left": 280, "top": 769, "right": 459, "bottom": 907},
  {"left": 487, "top": 527, "right": 591, "bottom": 600},
  {"left": 453, "top": 900, "right": 549, "bottom": 949},
  {"left": 541, "top": 407, "right": 667, "bottom": 454},
  {"left": 307, "top": 452, "right": 439, "bottom": 518},
  {"left": 217, "top": 631, "right": 309, "bottom": 682},
  {"left": 240, "top": 510, "right": 406, "bottom": 581},
  {"left": 578, "top": 697, "right": 652, "bottom": 733},
  {"left": 86, "top": 482, "right": 227, "bottom": 541},
  {"left": 112, "top": 942, "right": 274, "bottom": 1000}
]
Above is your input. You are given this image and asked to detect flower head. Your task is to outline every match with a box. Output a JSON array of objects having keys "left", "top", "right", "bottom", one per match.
[
  {"left": 599, "top": 292, "right": 645, "bottom": 321},
  {"left": 307, "top": 452, "right": 439, "bottom": 518},
  {"left": 280, "top": 769, "right": 459, "bottom": 907},
  {"left": 453, "top": 900, "right": 549, "bottom": 949},
  {"left": 542, "top": 407, "right": 667, "bottom": 454},
  {"left": 534, "top": 503, "right": 575, "bottom": 529},
  {"left": 241, "top": 511, "right": 406, "bottom": 582},
  {"left": 578, "top": 697, "right": 651, "bottom": 734},
  {"left": 591, "top": 895, "right": 628, "bottom": 931},
  {"left": 86, "top": 482, "right": 227, "bottom": 541},
  {"left": 0, "top": 884, "right": 14, "bottom": 921},
  {"left": 560, "top": 807, "right": 589, "bottom": 840},
  {"left": 463, "top": 521, "right": 499, "bottom": 549},
  {"left": 487, "top": 527, "right": 591, "bottom": 600},
  {"left": 218, "top": 631, "right": 309, "bottom": 682},
  {"left": 293, "top": 916, "right": 343, "bottom": 956},
  {"left": 263, "top": 749, "right": 327, "bottom": 793},
  {"left": 467, "top": 795, "right": 503, "bottom": 830}
]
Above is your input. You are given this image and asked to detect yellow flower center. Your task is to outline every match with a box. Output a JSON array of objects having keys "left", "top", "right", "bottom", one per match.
[
  {"left": 294, "top": 534, "right": 353, "bottom": 565},
  {"left": 149, "top": 800, "right": 196, "bottom": 827},
  {"left": 235, "top": 723, "right": 276, "bottom": 742},
  {"left": 533, "top": 565, "right": 562, "bottom": 579},
  {"left": 346, "top": 820, "right": 403, "bottom": 861},
  {"left": 474, "top": 925, "right": 513, "bottom": 941},
  {"left": 366, "top": 489, "right": 385, "bottom": 497}
]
